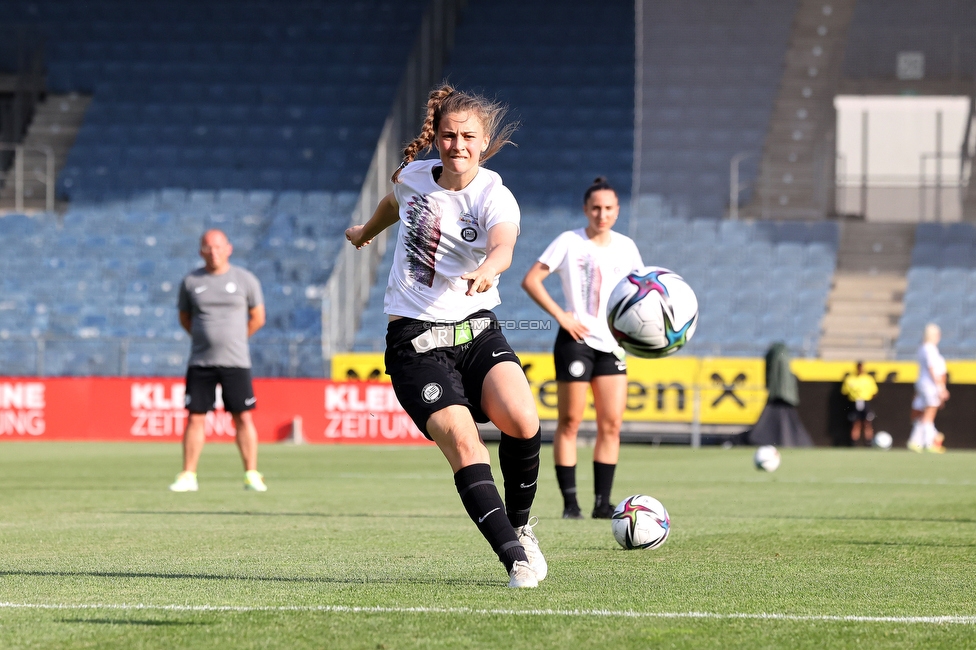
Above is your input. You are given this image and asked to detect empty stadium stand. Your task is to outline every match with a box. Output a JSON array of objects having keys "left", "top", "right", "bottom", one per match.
[
  {"left": 844, "top": 0, "right": 976, "bottom": 81},
  {"left": 0, "top": 189, "right": 354, "bottom": 376},
  {"left": 897, "top": 222, "right": 976, "bottom": 359},
  {"left": 637, "top": 0, "right": 797, "bottom": 219},
  {"left": 0, "top": 0, "right": 431, "bottom": 375}
]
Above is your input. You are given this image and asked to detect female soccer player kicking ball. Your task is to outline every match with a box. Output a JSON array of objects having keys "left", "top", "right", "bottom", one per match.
[
  {"left": 522, "top": 178, "right": 643, "bottom": 519},
  {"left": 345, "top": 84, "right": 546, "bottom": 588}
]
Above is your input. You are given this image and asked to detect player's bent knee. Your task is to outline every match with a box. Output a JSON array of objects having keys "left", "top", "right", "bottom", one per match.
[
  {"left": 510, "top": 414, "right": 541, "bottom": 439},
  {"left": 558, "top": 416, "right": 583, "bottom": 433}
]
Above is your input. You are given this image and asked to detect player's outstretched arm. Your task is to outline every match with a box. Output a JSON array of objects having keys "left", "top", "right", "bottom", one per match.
[
  {"left": 522, "top": 261, "right": 589, "bottom": 341},
  {"left": 462, "top": 222, "right": 517, "bottom": 296},
  {"left": 346, "top": 192, "right": 400, "bottom": 249}
]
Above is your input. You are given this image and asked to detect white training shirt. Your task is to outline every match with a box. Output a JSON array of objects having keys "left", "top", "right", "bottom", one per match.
[
  {"left": 916, "top": 342, "right": 947, "bottom": 390},
  {"left": 385, "top": 159, "right": 521, "bottom": 322},
  {"left": 537, "top": 228, "right": 644, "bottom": 352}
]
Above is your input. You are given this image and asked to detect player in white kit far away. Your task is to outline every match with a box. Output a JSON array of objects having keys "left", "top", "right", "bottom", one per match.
[
  {"left": 522, "top": 177, "right": 643, "bottom": 519},
  {"left": 907, "top": 323, "right": 949, "bottom": 453}
]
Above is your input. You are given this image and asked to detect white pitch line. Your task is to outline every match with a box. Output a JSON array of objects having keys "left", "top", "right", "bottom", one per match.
[{"left": 0, "top": 602, "right": 974, "bottom": 625}]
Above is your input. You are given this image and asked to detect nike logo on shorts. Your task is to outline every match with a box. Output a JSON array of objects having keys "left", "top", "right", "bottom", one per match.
[
  {"left": 244, "top": 397, "right": 256, "bottom": 406},
  {"left": 194, "top": 286, "right": 207, "bottom": 294},
  {"left": 519, "top": 480, "right": 537, "bottom": 489},
  {"left": 491, "top": 350, "right": 512, "bottom": 357},
  {"left": 478, "top": 507, "right": 501, "bottom": 523}
]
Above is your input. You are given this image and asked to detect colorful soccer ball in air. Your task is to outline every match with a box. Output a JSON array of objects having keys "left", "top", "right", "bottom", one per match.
[
  {"left": 611, "top": 495, "right": 671, "bottom": 550},
  {"left": 606, "top": 266, "right": 699, "bottom": 358},
  {"left": 754, "top": 445, "right": 781, "bottom": 472},
  {"left": 873, "top": 431, "right": 893, "bottom": 450}
]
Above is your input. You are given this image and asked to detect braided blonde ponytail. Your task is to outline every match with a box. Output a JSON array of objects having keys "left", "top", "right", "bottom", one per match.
[{"left": 392, "top": 84, "right": 456, "bottom": 183}]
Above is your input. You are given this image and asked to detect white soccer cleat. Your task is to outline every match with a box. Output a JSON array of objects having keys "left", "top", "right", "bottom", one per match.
[
  {"left": 169, "top": 471, "right": 198, "bottom": 492},
  {"left": 514, "top": 516, "right": 547, "bottom": 582},
  {"left": 244, "top": 470, "right": 268, "bottom": 492},
  {"left": 507, "top": 560, "right": 538, "bottom": 588}
]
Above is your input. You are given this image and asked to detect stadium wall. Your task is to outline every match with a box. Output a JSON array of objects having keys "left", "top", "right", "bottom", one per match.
[
  {"left": 4, "top": 360, "right": 976, "bottom": 448},
  {"left": 334, "top": 354, "right": 976, "bottom": 449},
  {"left": 0, "top": 377, "right": 430, "bottom": 445}
]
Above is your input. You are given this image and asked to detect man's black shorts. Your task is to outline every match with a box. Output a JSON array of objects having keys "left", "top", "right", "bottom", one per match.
[
  {"left": 185, "top": 366, "right": 256, "bottom": 414},
  {"left": 384, "top": 310, "right": 520, "bottom": 439},
  {"left": 848, "top": 400, "right": 875, "bottom": 422},
  {"left": 553, "top": 327, "right": 627, "bottom": 382}
]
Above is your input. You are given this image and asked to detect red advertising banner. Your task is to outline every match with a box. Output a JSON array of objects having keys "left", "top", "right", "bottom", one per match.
[{"left": 0, "top": 378, "right": 431, "bottom": 445}]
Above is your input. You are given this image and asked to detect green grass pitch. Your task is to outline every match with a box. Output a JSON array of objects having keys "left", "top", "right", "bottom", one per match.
[{"left": 1, "top": 441, "right": 974, "bottom": 649}]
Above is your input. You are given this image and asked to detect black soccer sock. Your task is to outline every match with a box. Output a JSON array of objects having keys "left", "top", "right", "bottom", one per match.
[
  {"left": 555, "top": 464, "right": 580, "bottom": 510},
  {"left": 593, "top": 461, "right": 617, "bottom": 509},
  {"left": 498, "top": 429, "right": 542, "bottom": 528},
  {"left": 454, "top": 463, "right": 527, "bottom": 572}
]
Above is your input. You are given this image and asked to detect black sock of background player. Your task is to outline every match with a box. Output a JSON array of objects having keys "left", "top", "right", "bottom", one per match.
[
  {"left": 454, "top": 463, "right": 526, "bottom": 572},
  {"left": 593, "top": 461, "right": 617, "bottom": 509},
  {"left": 498, "top": 429, "right": 541, "bottom": 528},
  {"left": 555, "top": 464, "right": 579, "bottom": 510}
]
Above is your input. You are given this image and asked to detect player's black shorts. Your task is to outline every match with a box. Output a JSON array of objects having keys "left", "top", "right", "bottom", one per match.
[
  {"left": 553, "top": 327, "right": 627, "bottom": 382},
  {"left": 384, "top": 310, "right": 520, "bottom": 439},
  {"left": 848, "top": 400, "right": 875, "bottom": 422},
  {"left": 185, "top": 366, "right": 256, "bottom": 414}
]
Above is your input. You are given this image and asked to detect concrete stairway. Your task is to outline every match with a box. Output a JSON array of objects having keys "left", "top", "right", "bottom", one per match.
[
  {"left": 0, "top": 93, "right": 89, "bottom": 212},
  {"left": 745, "top": 0, "right": 855, "bottom": 220},
  {"left": 819, "top": 222, "right": 915, "bottom": 359}
]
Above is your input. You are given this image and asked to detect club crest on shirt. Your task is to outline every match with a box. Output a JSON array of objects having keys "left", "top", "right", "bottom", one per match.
[{"left": 458, "top": 211, "right": 479, "bottom": 242}]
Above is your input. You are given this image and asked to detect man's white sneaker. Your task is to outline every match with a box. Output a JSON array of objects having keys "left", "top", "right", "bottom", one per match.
[
  {"left": 169, "top": 471, "right": 198, "bottom": 492},
  {"left": 507, "top": 560, "right": 538, "bottom": 588},
  {"left": 514, "top": 516, "right": 547, "bottom": 582},
  {"left": 244, "top": 470, "right": 268, "bottom": 492}
]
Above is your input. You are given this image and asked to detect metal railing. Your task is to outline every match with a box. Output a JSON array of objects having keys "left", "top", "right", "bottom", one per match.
[
  {"left": 0, "top": 335, "right": 324, "bottom": 378},
  {"left": 0, "top": 143, "right": 54, "bottom": 211},
  {"left": 836, "top": 151, "right": 968, "bottom": 222},
  {"left": 321, "top": 0, "right": 466, "bottom": 366}
]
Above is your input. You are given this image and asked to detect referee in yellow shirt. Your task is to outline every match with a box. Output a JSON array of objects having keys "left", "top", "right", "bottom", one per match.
[{"left": 841, "top": 362, "right": 879, "bottom": 445}]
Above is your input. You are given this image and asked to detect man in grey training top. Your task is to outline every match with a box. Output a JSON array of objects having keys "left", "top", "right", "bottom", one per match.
[{"left": 169, "top": 229, "right": 268, "bottom": 492}]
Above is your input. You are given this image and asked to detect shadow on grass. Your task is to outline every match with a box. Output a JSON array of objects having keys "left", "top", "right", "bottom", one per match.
[
  {"left": 844, "top": 540, "right": 976, "bottom": 548},
  {"left": 58, "top": 618, "right": 205, "bottom": 626},
  {"left": 0, "top": 570, "right": 498, "bottom": 587},
  {"left": 739, "top": 514, "right": 976, "bottom": 525},
  {"left": 115, "top": 511, "right": 465, "bottom": 520}
]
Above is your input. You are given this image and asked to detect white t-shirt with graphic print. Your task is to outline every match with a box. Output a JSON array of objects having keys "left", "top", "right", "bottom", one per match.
[
  {"left": 385, "top": 159, "right": 521, "bottom": 322},
  {"left": 538, "top": 228, "right": 644, "bottom": 352}
]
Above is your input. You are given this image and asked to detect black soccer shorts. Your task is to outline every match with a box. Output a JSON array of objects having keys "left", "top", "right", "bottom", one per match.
[
  {"left": 553, "top": 327, "right": 627, "bottom": 382},
  {"left": 848, "top": 400, "right": 876, "bottom": 423},
  {"left": 384, "top": 310, "right": 520, "bottom": 439},
  {"left": 185, "top": 366, "right": 256, "bottom": 414}
]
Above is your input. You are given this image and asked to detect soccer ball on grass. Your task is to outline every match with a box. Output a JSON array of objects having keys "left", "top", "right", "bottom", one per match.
[
  {"left": 611, "top": 495, "right": 670, "bottom": 550},
  {"left": 754, "top": 445, "right": 781, "bottom": 472},
  {"left": 873, "top": 431, "right": 893, "bottom": 450}
]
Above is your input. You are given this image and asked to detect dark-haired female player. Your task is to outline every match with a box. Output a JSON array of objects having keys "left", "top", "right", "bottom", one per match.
[
  {"left": 522, "top": 178, "right": 643, "bottom": 519},
  {"left": 345, "top": 84, "right": 546, "bottom": 588}
]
